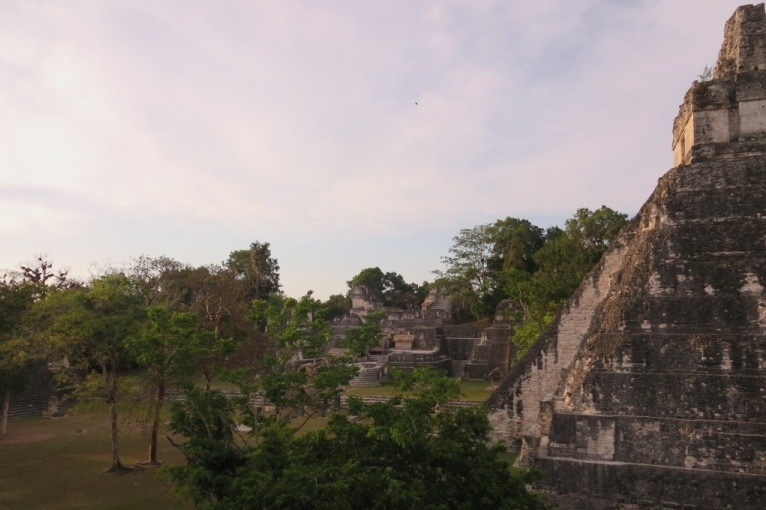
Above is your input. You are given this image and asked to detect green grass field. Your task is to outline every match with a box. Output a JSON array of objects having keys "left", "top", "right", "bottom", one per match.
[
  {"left": 0, "top": 409, "right": 191, "bottom": 510},
  {"left": 345, "top": 379, "right": 496, "bottom": 402},
  {"left": 0, "top": 379, "right": 498, "bottom": 509}
]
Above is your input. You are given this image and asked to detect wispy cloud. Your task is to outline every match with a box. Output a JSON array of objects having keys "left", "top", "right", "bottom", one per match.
[{"left": 0, "top": 0, "right": 748, "bottom": 296}]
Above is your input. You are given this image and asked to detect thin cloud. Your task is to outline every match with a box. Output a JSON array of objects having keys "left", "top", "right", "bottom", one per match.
[{"left": 0, "top": 0, "right": 749, "bottom": 297}]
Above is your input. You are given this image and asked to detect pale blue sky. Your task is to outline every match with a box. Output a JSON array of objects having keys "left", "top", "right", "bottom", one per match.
[{"left": 0, "top": 1, "right": 748, "bottom": 298}]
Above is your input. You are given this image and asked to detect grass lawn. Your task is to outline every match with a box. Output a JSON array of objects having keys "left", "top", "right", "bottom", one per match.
[
  {"left": 0, "top": 377, "right": 499, "bottom": 509},
  {"left": 345, "top": 379, "right": 496, "bottom": 402},
  {"left": 0, "top": 409, "right": 191, "bottom": 510}
]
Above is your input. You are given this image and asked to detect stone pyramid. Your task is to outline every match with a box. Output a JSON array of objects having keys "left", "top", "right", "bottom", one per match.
[{"left": 489, "top": 5, "right": 766, "bottom": 508}]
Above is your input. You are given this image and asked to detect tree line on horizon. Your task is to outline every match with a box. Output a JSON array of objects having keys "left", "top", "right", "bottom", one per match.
[
  {"left": 335, "top": 205, "right": 628, "bottom": 361},
  {"left": 0, "top": 204, "right": 626, "bottom": 508},
  {"left": 0, "top": 251, "right": 548, "bottom": 508},
  {"left": 1, "top": 204, "right": 629, "bottom": 450}
]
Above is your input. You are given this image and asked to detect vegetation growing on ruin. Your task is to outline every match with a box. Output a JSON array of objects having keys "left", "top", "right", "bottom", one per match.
[
  {"left": 165, "top": 368, "right": 547, "bottom": 509},
  {"left": 0, "top": 204, "right": 624, "bottom": 506},
  {"left": 435, "top": 206, "right": 628, "bottom": 360},
  {"left": 346, "top": 266, "right": 429, "bottom": 309}
]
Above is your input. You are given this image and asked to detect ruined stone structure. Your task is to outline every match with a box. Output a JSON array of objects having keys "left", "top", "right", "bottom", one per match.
[
  {"left": 350, "top": 284, "right": 383, "bottom": 316},
  {"left": 674, "top": 6, "right": 766, "bottom": 167},
  {"left": 1, "top": 363, "right": 68, "bottom": 420},
  {"left": 488, "top": 5, "right": 766, "bottom": 508},
  {"left": 336, "top": 285, "right": 514, "bottom": 383}
]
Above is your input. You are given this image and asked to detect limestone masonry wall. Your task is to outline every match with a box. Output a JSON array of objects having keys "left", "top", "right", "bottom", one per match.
[
  {"left": 491, "top": 5, "right": 766, "bottom": 507},
  {"left": 673, "top": 5, "right": 766, "bottom": 166},
  {"left": 487, "top": 227, "right": 632, "bottom": 459}
]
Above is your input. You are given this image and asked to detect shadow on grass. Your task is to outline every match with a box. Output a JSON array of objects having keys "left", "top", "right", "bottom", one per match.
[{"left": 0, "top": 410, "right": 191, "bottom": 510}]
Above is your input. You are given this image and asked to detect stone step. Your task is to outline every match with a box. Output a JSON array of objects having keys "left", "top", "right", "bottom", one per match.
[
  {"left": 451, "top": 359, "right": 471, "bottom": 378},
  {"left": 348, "top": 363, "right": 384, "bottom": 387},
  {"left": 367, "top": 353, "right": 391, "bottom": 364}
]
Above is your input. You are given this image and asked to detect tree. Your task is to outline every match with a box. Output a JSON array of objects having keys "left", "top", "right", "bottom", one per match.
[
  {"left": 136, "top": 262, "right": 248, "bottom": 389},
  {"left": 0, "top": 257, "right": 79, "bottom": 438},
  {"left": 166, "top": 368, "right": 547, "bottom": 509},
  {"left": 39, "top": 273, "right": 144, "bottom": 472},
  {"left": 343, "top": 310, "right": 385, "bottom": 359},
  {"left": 129, "top": 255, "right": 190, "bottom": 308},
  {"left": 225, "top": 242, "right": 281, "bottom": 301},
  {"left": 434, "top": 224, "right": 498, "bottom": 319},
  {"left": 347, "top": 267, "right": 387, "bottom": 297},
  {"left": 322, "top": 294, "right": 351, "bottom": 321},
  {"left": 0, "top": 281, "right": 37, "bottom": 438},
  {"left": 347, "top": 267, "right": 423, "bottom": 309},
  {"left": 184, "top": 265, "right": 244, "bottom": 389},
  {"left": 250, "top": 292, "right": 331, "bottom": 365},
  {"left": 244, "top": 292, "right": 357, "bottom": 425},
  {"left": 128, "top": 307, "right": 199, "bottom": 464},
  {"left": 564, "top": 206, "right": 628, "bottom": 262},
  {"left": 165, "top": 387, "right": 246, "bottom": 505},
  {"left": 502, "top": 206, "right": 628, "bottom": 362},
  {"left": 18, "top": 254, "right": 81, "bottom": 292},
  {"left": 487, "top": 217, "right": 546, "bottom": 273}
]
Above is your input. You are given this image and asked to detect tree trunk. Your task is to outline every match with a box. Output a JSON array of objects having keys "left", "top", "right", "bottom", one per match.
[
  {"left": 103, "top": 363, "right": 126, "bottom": 473},
  {"left": 203, "top": 368, "right": 212, "bottom": 390},
  {"left": 108, "top": 399, "right": 125, "bottom": 472},
  {"left": 1, "top": 389, "right": 10, "bottom": 438},
  {"left": 148, "top": 375, "right": 165, "bottom": 464}
]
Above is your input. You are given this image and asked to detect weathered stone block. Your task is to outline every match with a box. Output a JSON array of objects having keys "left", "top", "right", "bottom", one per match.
[{"left": 489, "top": 5, "right": 766, "bottom": 506}]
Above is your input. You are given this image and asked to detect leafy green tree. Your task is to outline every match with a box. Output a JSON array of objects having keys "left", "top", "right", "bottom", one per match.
[
  {"left": 502, "top": 206, "right": 628, "bottom": 361},
  {"left": 564, "top": 206, "right": 628, "bottom": 262},
  {"left": 38, "top": 273, "right": 145, "bottom": 472},
  {"left": 347, "top": 267, "right": 387, "bottom": 296},
  {"left": 434, "top": 223, "right": 499, "bottom": 319},
  {"left": 185, "top": 266, "right": 244, "bottom": 388},
  {"left": 166, "top": 368, "right": 548, "bottom": 509},
  {"left": 225, "top": 241, "right": 281, "bottom": 301},
  {"left": 487, "top": 217, "right": 546, "bottom": 273},
  {"left": 343, "top": 310, "right": 385, "bottom": 359},
  {"left": 531, "top": 206, "right": 627, "bottom": 305},
  {"left": 322, "top": 293, "right": 351, "bottom": 320},
  {"left": 1, "top": 257, "right": 79, "bottom": 438},
  {"left": 245, "top": 292, "right": 356, "bottom": 425},
  {"left": 128, "top": 307, "right": 200, "bottom": 464},
  {"left": 129, "top": 255, "right": 190, "bottom": 308},
  {"left": 165, "top": 386, "right": 246, "bottom": 505},
  {"left": 250, "top": 292, "right": 330, "bottom": 365},
  {"left": 0, "top": 280, "right": 38, "bottom": 438},
  {"left": 347, "top": 267, "right": 422, "bottom": 309},
  {"left": 414, "top": 280, "right": 430, "bottom": 307},
  {"left": 438, "top": 208, "right": 627, "bottom": 324},
  {"left": 133, "top": 261, "right": 248, "bottom": 388}
]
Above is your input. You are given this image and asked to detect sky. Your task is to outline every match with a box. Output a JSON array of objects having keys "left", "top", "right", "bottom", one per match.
[{"left": 0, "top": 0, "right": 750, "bottom": 299}]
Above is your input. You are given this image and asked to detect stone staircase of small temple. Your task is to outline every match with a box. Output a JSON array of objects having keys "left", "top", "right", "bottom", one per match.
[
  {"left": 427, "top": 294, "right": 450, "bottom": 311},
  {"left": 450, "top": 359, "right": 471, "bottom": 378},
  {"left": 367, "top": 353, "right": 391, "bottom": 364},
  {"left": 348, "top": 362, "right": 385, "bottom": 387}
]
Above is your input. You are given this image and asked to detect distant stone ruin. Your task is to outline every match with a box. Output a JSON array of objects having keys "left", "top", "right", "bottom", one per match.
[
  {"left": 1, "top": 363, "right": 68, "bottom": 420},
  {"left": 488, "top": 5, "right": 766, "bottom": 508},
  {"left": 335, "top": 285, "right": 514, "bottom": 385}
]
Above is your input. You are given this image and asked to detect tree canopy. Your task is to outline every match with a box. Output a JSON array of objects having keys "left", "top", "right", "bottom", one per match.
[
  {"left": 37, "top": 272, "right": 145, "bottom": 471},
  {"left": 165, "top": 368, "right": 548, "bottom": 509},
  {"left": 0, "top": 279, "right": 38, "bottom": 438},
  {"left": 347, "top": 267, "right": 425, "bottom": 310},
  {"left": 226, "top": 242, "right": 281, "bottom": 301},
  {"left": 435, "top": 206, "right": 628, "bottom": 357},
  {"left": 342, "top": 310, "right": 385, "bottom": 358}
]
